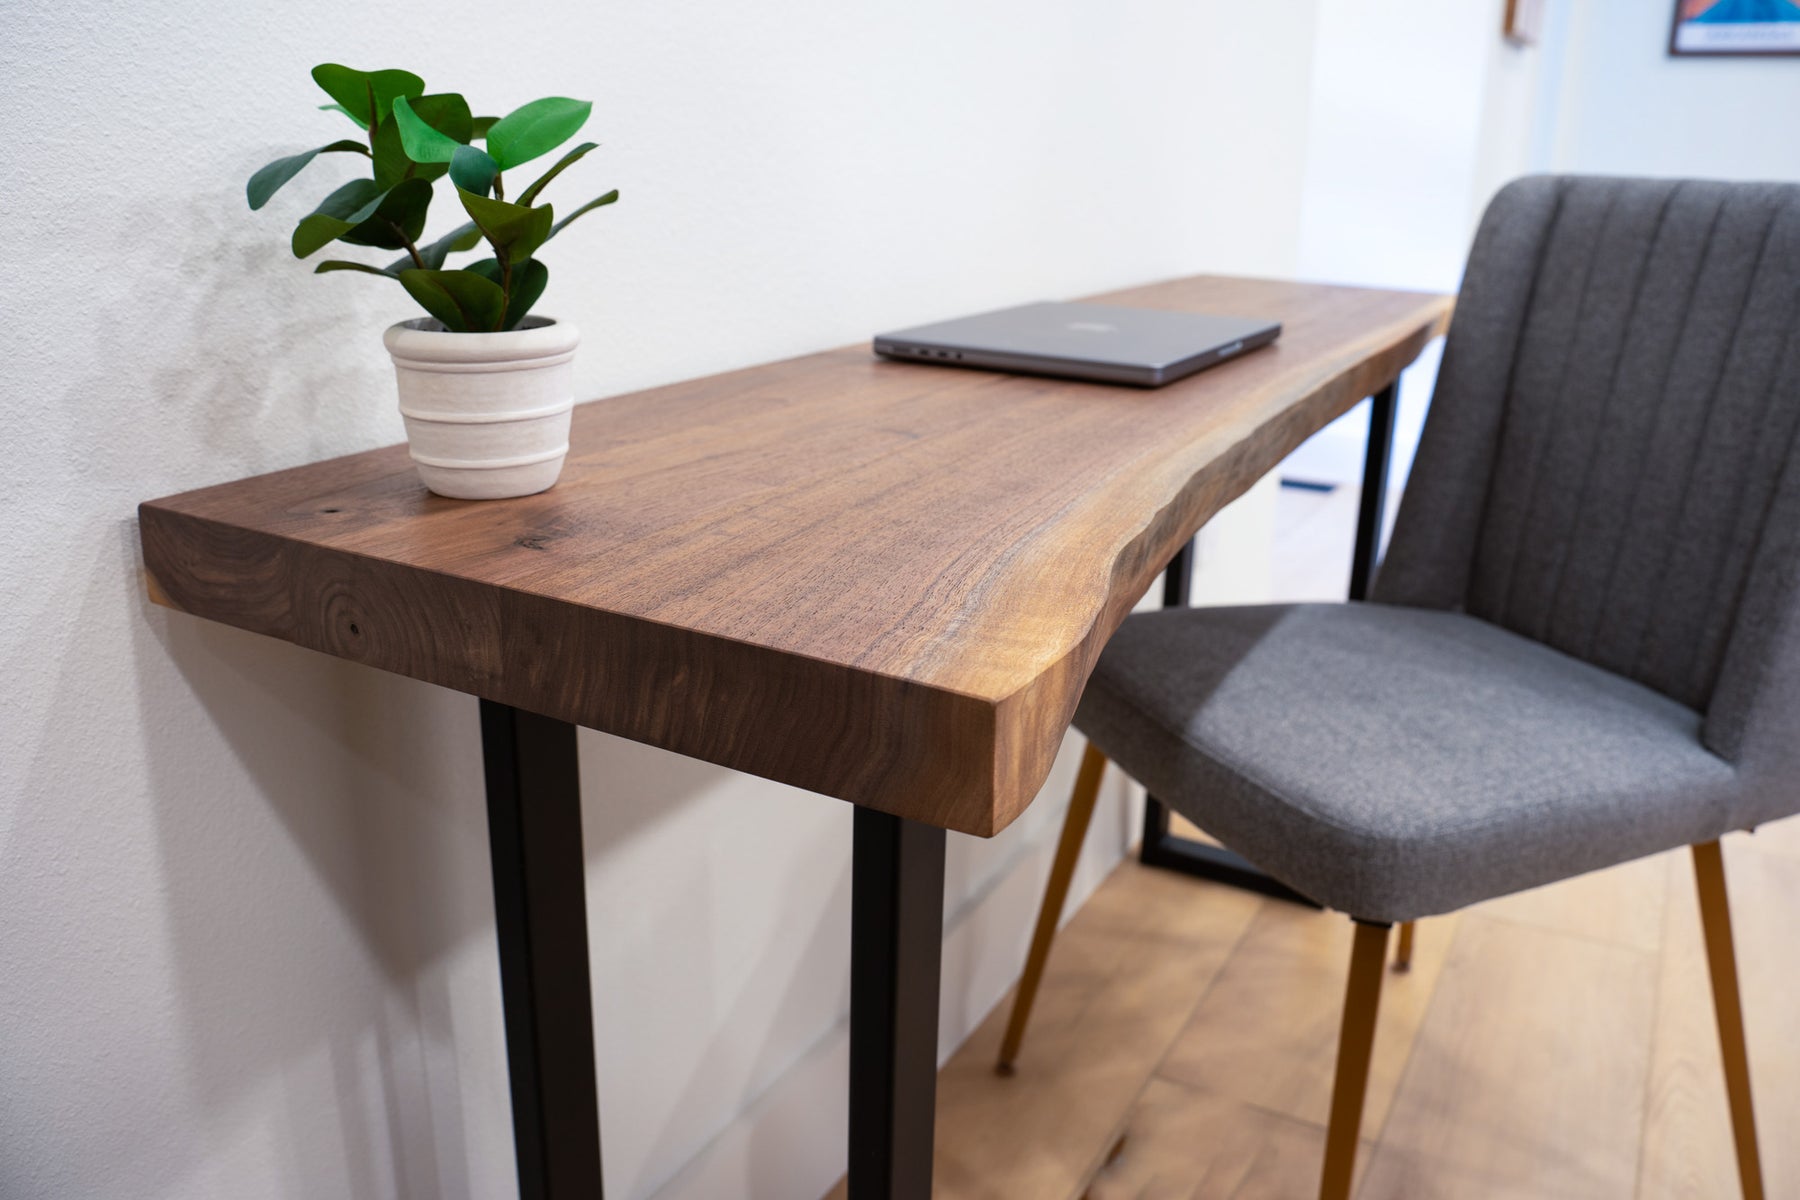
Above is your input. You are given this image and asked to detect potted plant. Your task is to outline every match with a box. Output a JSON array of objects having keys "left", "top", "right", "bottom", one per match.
[{"left": 247, "top": 63, "right": 619, "bottom": 499}]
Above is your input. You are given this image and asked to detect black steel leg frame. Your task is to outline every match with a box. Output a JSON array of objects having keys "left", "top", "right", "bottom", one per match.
[
  {"left": 480, "top": 702, "right": 949, "bottom": 1200},
  {"left": 481, "top": 700, "right": 605, "bottom": 1200},
  {"left": 1137, "top": 381, "right": 1401, "bottom": 906},
  {"left": 849, "top": 809, "right": 947, "bottom": 1200}
]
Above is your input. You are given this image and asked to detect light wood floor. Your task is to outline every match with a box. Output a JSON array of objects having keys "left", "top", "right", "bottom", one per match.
[{"left": 829, "top": 814, "right": 1800, "bottom": 1199}]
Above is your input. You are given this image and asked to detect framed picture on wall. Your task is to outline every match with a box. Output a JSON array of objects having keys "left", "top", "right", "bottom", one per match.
[{"left": 1670, "top": 0, "right": 1800, "bottom": 56}]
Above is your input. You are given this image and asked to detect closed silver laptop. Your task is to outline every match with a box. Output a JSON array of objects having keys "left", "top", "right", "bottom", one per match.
[{"left": 873, "top": 300, "right": 1280, "bottom": 387}]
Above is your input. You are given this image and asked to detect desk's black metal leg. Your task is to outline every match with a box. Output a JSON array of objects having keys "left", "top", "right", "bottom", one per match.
[
  {"left": 1137, "top": 381, "right": 1401, "bottom": 907},
  {"left": 1348, "top": 382, "right": 1399, "bottom": 602},
  {"left": 480, "top": 700, "right": 604, "bottom": 1200},
  {"left": 848, "top": 809, "right": 946, "bottom": 1200}
]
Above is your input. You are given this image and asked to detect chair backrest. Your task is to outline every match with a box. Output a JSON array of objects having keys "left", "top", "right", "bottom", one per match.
[{"left": 1375, "top": 175, "right": 1800, "bottom": 773}]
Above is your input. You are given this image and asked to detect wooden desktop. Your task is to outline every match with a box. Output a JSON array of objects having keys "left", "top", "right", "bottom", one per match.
[{"left": 139, "top": 274, "right": 1451, "bottom": 1199}]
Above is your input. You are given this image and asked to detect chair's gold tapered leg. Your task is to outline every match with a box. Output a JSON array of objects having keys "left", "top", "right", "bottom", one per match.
[
  {"left": 996, "top": 743, "right": 1108, "bottom": 1074},
  {"left": 1693, "top": 841, "right": 1766, "bottom": 1200},
  {"left": 1392, "top": 921, "right": 1415, "bottom": 972},
  {"left": 1320, "top": 920, "right": 1390, "bottom": 1200}
]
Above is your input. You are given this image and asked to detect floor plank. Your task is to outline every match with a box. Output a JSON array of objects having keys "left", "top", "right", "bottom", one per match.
[
  {"left": 1086, "top": 1077, "right": 1371, "bottom": 1200},
  {"left": 1156, "top": 903, "right": 1460, "bottom": 1134},
  {"left": 1358, "top": 913, "right": 1657, "bottom": 1199},
  {"left": 1639, "top": 840, "right": 1800, "bottom": 1199},
  {"left": 1747, "top": 811, "right": 1800, "bottom": 863},
  {"left": 822, "top": 861, "right": 1262, "bottom": 1200},
  {"left": 1473, "top": 850, "right": 1669, "bottom": 954},
  {"left": 1638, "top": 852, "right": 1739, "bottom": 1200}
]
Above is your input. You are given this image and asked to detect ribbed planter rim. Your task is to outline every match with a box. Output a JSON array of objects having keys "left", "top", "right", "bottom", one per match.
[{"left": 383, "top": 315, "right": 581, "bottom": 367}]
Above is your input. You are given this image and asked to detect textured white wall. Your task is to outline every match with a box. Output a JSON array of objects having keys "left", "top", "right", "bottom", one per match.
[{"left": 0, "top": 2, "right": 1322, "bottom": 1198}]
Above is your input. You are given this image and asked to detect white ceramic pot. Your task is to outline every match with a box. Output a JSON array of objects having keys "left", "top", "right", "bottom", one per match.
[{"left": 384, "top": 316, "right": 579, "bottom": 500}]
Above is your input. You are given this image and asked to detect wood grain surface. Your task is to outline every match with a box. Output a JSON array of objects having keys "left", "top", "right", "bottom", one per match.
[{"left": 139, "top": 275, "right": 1449, "bottom": 835}]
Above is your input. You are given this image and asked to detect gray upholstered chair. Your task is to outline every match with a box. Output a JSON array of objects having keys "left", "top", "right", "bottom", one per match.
[{"left": 999, "top": 175, "right": 1799, "bottom": 1200}]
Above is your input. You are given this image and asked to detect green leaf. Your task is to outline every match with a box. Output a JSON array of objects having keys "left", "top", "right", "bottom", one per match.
[
  {"left": 503, "top": 259, "right": 549, "bottom": 329},
  {"left": 291, "top": 179, "right": 387, "bottom": 258},
  {"left": 390, "top": 94, "right": 461, "bottom": 163},
  {"left": 314, "top": 259, "right": 402, "bottom": 278},
  {"left": 459, "top": 188, "right": 553, "bottom": 263},
  {"left": 390, "top": 220, "right": 482, "bottom": 273},
  {"left": 485, "top": 96, "right": 592, "bottom": 170},
  {"left": 410, "top": 93, "right": 472, "bottom": 144},
  {"left": 246, "top": 140, "right": 369, "bottom": 210},
  {"left": 471, "top": 115, "right": 499, "bottom": 139},
  {"left": 545, "top": 188, "right": 619, "bottom": 241},
  {"left": 340, "top": 178, "right": 433, "bottom": 251},
  {"left": 517, "top": 142, "right": 596, "bottom": 207},
  {"left": 371, "top": 117, "right": 414, "bottom": 190},
  {"left": 398, "top": 268, "right": 507, "bottom": 332},
  {"left": 311, "top": 64, "right": 425, "bottom": 128},
  {"left": 319, "top": 102, "right": 365, "bottom": 128},
  {"left": 463, "top": 257, "right": 550, "bottom": 330},
  {"left": 449, "top": 144, "right": 499, "bottom": 196},
  {"left": 374, "top": 94, "right": 471, "bottom": 187}
]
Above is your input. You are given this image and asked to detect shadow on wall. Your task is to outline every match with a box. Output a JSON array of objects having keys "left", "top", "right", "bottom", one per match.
[
  {"left": 570, "top": 719, "right": 868, "bottom": 1198},
  {"left": 78, "top": 184, "right": 413, "bottom": 499},
  {"left": 624, "top": 807, "right": 853, "bottom": 1199},
  {"left": 123, "top": 542, "right": 721, "bottom": 1197},
  {"left": 137, "top": 559, "right": 492, "bottom": 1200}
]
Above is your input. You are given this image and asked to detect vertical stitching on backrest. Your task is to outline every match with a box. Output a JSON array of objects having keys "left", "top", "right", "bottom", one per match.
[
  {"left": 1540, "top": 184, "right": 1680, "bottom": 635},
  {"left": 1699, "top": 363, "right": 1800, "bottom": 718},
  {"left": 1685, "top": 199, "right": 1800, "bottom": 707},
  {"left": 1493, "top": 182, "right": 1623, "bottom": 629},
  {"left": 1580, "top": 186, "right": 1728, "bottom": 664},
  {"left": 1457, "top": 180, "right": 1569, "bottom": 613},
  {"left": 1626, "top": 193, "right": 1782, "bottom": 690},
  {"left": 1707, "top": 396, "right": 1800, "bottom": 760}
]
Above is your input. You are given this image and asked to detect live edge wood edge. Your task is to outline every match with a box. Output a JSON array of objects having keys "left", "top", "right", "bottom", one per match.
[{"left": 140, "top": 277, "right": 1451, "bottom": 837}]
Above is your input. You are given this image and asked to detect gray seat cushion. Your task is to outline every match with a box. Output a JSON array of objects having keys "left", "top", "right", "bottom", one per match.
[{"left": 1075, "top": 602, "right": 1742, "bottom": 922}]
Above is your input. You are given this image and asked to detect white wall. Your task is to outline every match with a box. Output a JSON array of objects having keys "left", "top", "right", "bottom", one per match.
[
  {"left": 1280, "top": 0, "right": 1553, "bottom": 508},
  {"left": 0, "top": 3, "right": 1323, "bottom": 1198},
  {"left": 1542, "top": 0, "right": 1800, "bottom": 182}
]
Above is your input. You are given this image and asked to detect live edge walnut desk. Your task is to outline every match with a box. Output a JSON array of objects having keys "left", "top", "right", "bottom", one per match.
[{"left": 138, "top": 275, "right": 1450, "bottom": 1200}]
